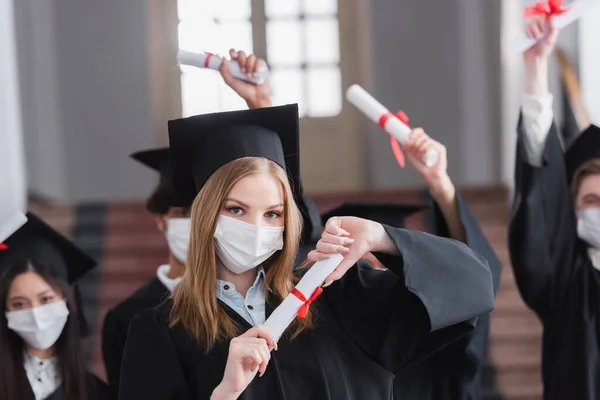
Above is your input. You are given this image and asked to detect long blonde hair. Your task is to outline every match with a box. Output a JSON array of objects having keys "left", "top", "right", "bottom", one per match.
[{"left": 170, "top": 157, "right": 314, "bottom": 348}]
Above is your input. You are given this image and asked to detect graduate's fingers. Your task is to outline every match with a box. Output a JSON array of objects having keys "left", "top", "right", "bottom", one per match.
[
  {"left": 241, "top": 325, "right": 276, "bottom": 350},
  {"left": 255, "top": 342, "right": 271, "bottom": 376},
  {"left": 416, "top": 137, "right": 435, "bottom": 156},
  {"left": 229, "top": 48, "right": 239, "bottom": 60},
  {"left": 411, "top": 131, "right": 430, "bottom": 153},
  {"left": 237, "top": 51, "right": 248, "bottom": 73},
  {"left": 536, "top": 16, "right": 546, "bottom": 37},
  {"left": 245, "top": 54, "right": 258, "bottom": 78},
  {"left": 307, "top": 250, "right": 331, "bottom": 262},
  {"left": 530, "top": 19, "right": 542, "bottom": 40},
  {"left": 546, "top": 16, "right": 559, "bottom": 43},
  {"left": 320, "top": 232, "right": 354, "bottom": 246},
  {"left": 525, "top": 23, "right": 534, "bottom": 40},
  {"left": 405, "top": 128, "right": 425, "bottom": 149},
  {"left": 316, "top": 240, "right": 350, "bottom": 255},
  {"left": 324, "top": 217, "right": 350, "bottom": 237}
]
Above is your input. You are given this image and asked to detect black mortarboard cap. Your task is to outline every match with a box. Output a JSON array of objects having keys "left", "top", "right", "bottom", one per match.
[
  {"left": 0, "top": 212, "right": 97, "bottom": 284},
  {"left": 168, "top": 104, "right": 317, "bottom": 241},
  {"left": 130, "top": 148, "right": 172, "bottom": 186},
  {"left": 320, "top": 202, "right": 429, "bottom": 229},
  {"left": 565, "top": 124, "right": 600, "bottom": 182}
]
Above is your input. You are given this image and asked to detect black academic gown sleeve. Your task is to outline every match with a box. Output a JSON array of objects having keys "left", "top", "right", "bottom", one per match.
[
  {"left": 325, "top": 225, "right": 496, "bottom": 373},
  {"left": 431, "top": 193, "right": 502, "bottom": 397},
  {"left": 509, "top": 118, "right": 577, "bottom": 320}
]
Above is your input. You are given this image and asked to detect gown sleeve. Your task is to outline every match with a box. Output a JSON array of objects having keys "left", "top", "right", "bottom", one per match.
[
  {"left": 429, "top": 192, "right": 502, "bottom": 386},
  {"left": 118, "top": 309, "right": 191, "bottom": 400},
  {"left": 101, "top": 308, "right": 126, "bottom": 397},
  {"left": 508, "top": 118, "right": 576, "bottom": 320},
  {"left": 324, "top": 225, "right": 495, "bottom": 373}
]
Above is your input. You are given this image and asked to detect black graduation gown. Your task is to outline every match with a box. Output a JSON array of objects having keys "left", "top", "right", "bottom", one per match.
[
  {"left": 509, "top": 120, "right": 600, "bottom": 399},
  {"left": 23, "top": 372, "right": 113, "bottom": 400},
  {"left": 393, "top": 194, "right": 502, "bottom": 399},
  {"left": 101, "top": 276, "right": 170, "bottom": 396},
  {"left": 119, "top": 225, "right": 495, "bottom": 400}
]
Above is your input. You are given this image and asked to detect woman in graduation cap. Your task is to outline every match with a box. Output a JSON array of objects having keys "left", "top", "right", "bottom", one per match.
[
  {"left": 101, "top": 148, "right": 192, "bottom": 397},
  {"left": 0, "top": 212, "right": 112, "bottom": 400},
  {"left": 119, "top": 104, "right": 495, "bottom": 400},
  {"left": 509, "top": 16, "right": 600, "bottom": 400}
]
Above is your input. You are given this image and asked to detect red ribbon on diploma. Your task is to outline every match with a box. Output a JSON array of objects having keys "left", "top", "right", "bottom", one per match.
[
  {"left": 523, "top": 0, "right": 567, "bottom": 18},
  {"left": 378, "top": 111, "right": 409, "bottom": 168},
  {"left": 0, "top": 243, "right": 7, "bottom": 250},
  {"left": 292, "top": 287, "right": 323, "bottom": 319},
  {"left": 204, "top": 53, "right": 213, "bottom": 68}
]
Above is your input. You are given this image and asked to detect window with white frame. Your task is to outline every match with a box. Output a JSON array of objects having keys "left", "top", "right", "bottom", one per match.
[{"left": 177, "top": 0, "right": 341, "bottom": 118}]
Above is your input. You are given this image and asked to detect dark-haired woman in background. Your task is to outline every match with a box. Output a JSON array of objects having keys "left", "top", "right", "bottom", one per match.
[{"left": 0, "top": 212, "right": 112, "bottom": 400}]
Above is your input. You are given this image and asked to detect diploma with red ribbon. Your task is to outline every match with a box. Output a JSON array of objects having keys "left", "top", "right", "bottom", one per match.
[
  {"left": 510, "top": 0, "right": 598, "bottom": 54},
  {"left": 177, "top": 49, "right": 269, "bottom": 85},
  {"left": 263, "top": 253, "right": 343, "bottom": 341},
  {"left": 0, "top": 211, "right": 27, "bottom": 248},
  {"left": 346, "top": 84, "right": 438, "bottom": 168}
]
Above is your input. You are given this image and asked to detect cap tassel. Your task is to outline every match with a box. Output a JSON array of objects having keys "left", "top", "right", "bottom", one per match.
[{"left": 0, "top": 243, "right": 7, "bottom": 250}]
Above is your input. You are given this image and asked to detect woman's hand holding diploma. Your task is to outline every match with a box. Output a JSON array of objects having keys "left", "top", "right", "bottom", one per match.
[
  {"left": 308, "top": 217, "right": 400, "bottom": 287},
  {"left": 212, "top": 325, "right": 276, "bottom": 400}
]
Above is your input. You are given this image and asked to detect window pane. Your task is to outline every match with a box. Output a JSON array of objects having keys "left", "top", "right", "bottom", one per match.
[
  {"left": 214, "top": 0, "right": 251, "bottom": 20},
  {"left": 271, "top": 69, "right": 306, "bottom": 117},
  {"left": 180, "top": 67, "right": 221, "bottom": 117},
  {"left": 306, "top": 67, "right": 341, "bottom": 117},
  {"left": 302, "top": 0, "right": 337, "bottom": 15},
  {"left": 305, "top": 19, "right": 339, "bottom": 64},
  {"left": 265, "top": 0, "right": 300, "bottom": 18},
  {"left": 178, "top": 0, "right": 213, "bottom": 22},
  {"left": 218, "top": 21, "right": 253, "bottom": 54},
  {"left": 178, "top": 19, "right": 219, "bottom": 53},
  {"left": 266, "top": 20, "right": 303, "bottom": 66},
  {"left": 220, "top": 82, "right": 252, "bottom": 111}
]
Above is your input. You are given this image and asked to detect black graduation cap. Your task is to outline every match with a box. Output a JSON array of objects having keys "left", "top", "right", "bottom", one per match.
[
  {"left": 168, "top": 104, "right": 318, "bottom": 242},
  {"left": 565, "top": 124, "right": 600, "bottom": 181},
  {"left": 130, "top": 147, "right": 171, "bottom": 186},
  {"left": 0, "top": 212, "right": 97, "bottom": 284},
  {"left": 320, "top": 202, "right": 429, "bottom": 229}
]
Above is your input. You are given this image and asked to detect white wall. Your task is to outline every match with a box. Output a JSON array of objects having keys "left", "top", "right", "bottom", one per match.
[
  {"left": 579, "top": 5, "right": 600, "bottom": 126},
  {"left": 13, "top": 0, "right": 158, "bottom": 202},
  {"left": 366, "top": 0, "right": 501, "bottom": 188},
  {"left": 0, "top": 0, "right": 26, "bottom": 221}
]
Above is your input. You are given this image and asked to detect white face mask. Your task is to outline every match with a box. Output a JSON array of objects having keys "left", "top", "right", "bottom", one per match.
[
  {"left": 5, "top": 300, "right": 70, "bottom": 350},
  {"left": 214, "top": 215, "right": 284, "bottom": 274},
  {"left": 578, "top": 208, "right": 600, "bottom": 249},
  {"left": 165, "top": 218, "right": 191, "bottom": 263}
]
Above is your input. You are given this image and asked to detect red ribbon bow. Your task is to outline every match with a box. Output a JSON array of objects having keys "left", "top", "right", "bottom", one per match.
[
  {"left": 523, "top": 0, "right": 567, "bottom": 19},
  {"left": 378, "top": 111, "right": 409, "bottom": 168},
  {"left": 0, "top": 243, "right": 7, "bottom": 250},
  {"left": 292, "top": 287, "right": 323, "bottom": 319}
]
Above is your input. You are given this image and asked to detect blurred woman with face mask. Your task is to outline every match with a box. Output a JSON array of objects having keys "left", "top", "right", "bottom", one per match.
[
  {"left": 0, "top": 212, "right": 112, "bottom": 400},
  {"left": 509, "top": 15, "right": 600, "bottom": 400}
]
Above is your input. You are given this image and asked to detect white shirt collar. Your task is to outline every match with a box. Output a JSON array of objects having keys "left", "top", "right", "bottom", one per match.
[
  {"left": 587, "top": 248, "right": 600, "bottom": 271},
  {"left": 156, "top": 264, "right": 182, "bottom": 293},
  {"left": 23, "top": 352, "right": 61, "bottom": 400}
]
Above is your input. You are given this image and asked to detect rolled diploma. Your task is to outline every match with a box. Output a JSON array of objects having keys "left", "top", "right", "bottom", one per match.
[
  {"left": 177, "top": 49, "right": 269, "bottom": 85},
  {"left": 510, "top": 0, "right": 598, "bottom": 54},
  {"left": 263, "top": 253, "right": 344, "bottom": 341},
  {"left": 346, "top": 84, "right": 438, "bottom": 167},
  {"left": 0, "top": 211, "right": 27, "bottom": 244}
]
